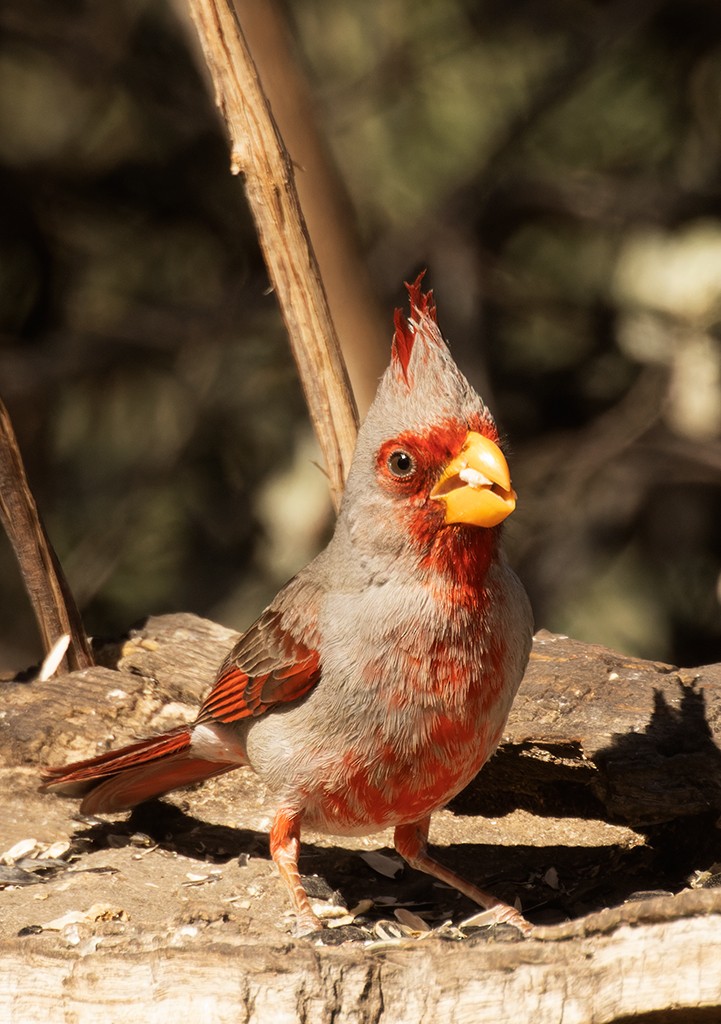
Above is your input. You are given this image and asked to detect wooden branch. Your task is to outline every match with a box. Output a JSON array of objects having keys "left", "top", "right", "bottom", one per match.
[
  {"left": 233, "top": 0, "right": 388, "bottom": 414},
  {"left": 183, "top": 0, "right": 359, "bottom": 510},
  {"left": 0, "top": 399, "right": 92, "bottom": 673}
]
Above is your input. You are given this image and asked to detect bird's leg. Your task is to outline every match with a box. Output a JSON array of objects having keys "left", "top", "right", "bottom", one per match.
[
  {"left": 269, "top": 808, "right": 321, "bottom": 934},
  {"left": 394, "top": 817, "right": 532, "bottom": 935}
]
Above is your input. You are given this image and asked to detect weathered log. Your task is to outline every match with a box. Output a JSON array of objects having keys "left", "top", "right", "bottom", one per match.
[
  {"left": 6, "top": 616, "right": 721, "bottom": 830},
  {"left": 3, "top": 616, "right": 721, "bottom": 1022},
  {"left": 458, "top": 630, "right": 721, "bottom": 827},
  {"left": 1, "top": 891, "right": 721, "bottom": 1023},
  {"left": 0, "top": 615, "right": 239, "bottom": 768}
]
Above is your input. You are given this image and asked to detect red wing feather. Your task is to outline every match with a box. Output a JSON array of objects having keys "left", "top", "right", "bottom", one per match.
[{"left": 197, "top": 608, "right": 321, "bottom": 725}]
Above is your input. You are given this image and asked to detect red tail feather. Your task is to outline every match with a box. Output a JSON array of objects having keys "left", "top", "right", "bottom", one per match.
[{"left": 40, "top": 728, "right": 237, "bottom": 814}]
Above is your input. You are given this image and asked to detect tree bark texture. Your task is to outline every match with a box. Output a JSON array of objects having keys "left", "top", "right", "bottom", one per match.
[{"left": 2, "top": 891, "right": 721, "bottom": 1023}]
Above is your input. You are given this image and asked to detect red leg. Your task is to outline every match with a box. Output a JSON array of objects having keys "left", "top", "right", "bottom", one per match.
[
  {"left": 269, "top": 808, "right": 320, "bottom": 934},
  {"left": 394, "top": 817, "right": 532, "bottom": 935}
]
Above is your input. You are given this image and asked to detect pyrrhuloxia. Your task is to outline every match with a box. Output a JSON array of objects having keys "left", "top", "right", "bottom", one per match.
[{"left": 42, "top": 277, "right": 533, "bottom": 933}]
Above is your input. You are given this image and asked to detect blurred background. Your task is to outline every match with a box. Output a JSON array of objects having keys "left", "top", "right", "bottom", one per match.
[{"left": 2, "top": 0, "right": 721, "bottom": 672}]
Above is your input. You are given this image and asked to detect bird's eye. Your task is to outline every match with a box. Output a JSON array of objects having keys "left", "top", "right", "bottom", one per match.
[{"left": 387, "top": 450, "right": 416, "bottom": 477}]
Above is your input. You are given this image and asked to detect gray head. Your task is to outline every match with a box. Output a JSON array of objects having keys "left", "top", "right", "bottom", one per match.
[{"left": 335, "top": 276, "right": 516, "bottom": 575}]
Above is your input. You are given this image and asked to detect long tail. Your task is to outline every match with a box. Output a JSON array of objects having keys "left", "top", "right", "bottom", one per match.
[{"left": 40, "top": 728, "right": 237, "bottom": 815}]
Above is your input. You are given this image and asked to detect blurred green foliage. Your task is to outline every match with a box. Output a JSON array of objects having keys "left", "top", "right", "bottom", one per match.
[{"left": 2, "top": 0, "right": 721, "bottom": 669}]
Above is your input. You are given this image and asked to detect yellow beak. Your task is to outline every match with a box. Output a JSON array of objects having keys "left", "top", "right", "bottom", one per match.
[{"left": 430, "top": 432, "right": 517, "bottom": 528}]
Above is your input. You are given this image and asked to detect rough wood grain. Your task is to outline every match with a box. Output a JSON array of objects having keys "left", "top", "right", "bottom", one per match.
[
  {"left": 456, "top": 630, "right": 721, "bottom": 826},
  {"left": 1, "top": 891, "right": 720, "bottom": 1023},
  {"left": 0, "top": 615, "right": 239, "bottom": 768}
]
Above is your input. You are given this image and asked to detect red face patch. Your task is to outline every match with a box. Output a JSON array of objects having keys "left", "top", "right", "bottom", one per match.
[{"left": 374, "top": 416, "right": 500, "bottom": 500}]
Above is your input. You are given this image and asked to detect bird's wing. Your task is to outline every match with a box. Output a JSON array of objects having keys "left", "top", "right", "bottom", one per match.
[{"left": 196, "top": 606, "right": 321, "bottom": 724}]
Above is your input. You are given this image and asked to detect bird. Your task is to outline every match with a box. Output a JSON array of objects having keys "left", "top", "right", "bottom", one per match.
[{"left": 42, "top": 275, "right": 534, "bottom": 934}]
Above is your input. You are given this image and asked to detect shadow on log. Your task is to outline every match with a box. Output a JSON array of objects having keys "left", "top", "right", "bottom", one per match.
[{"left": 454, "top": 630, "right": 721, "bottom": 826}]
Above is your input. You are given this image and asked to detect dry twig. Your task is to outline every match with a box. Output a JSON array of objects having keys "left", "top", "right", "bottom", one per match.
[
  {"left": 0, "top": 399, "right": 92, "bottom": 672},
  {"left": 184, "top": 0, "right": 359, "bottom": 510},
  {"left": 233, "top": 0, "right": 387, "bottom": 413}
]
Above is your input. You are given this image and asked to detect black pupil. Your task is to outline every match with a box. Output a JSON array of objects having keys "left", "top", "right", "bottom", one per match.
[{"left": 389, "top": 450, "right": 413, "bottom": 476}]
